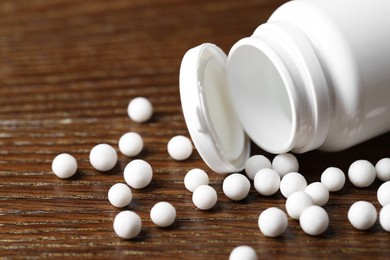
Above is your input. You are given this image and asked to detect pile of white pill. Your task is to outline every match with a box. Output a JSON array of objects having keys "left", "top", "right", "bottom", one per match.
[
  {"left": 256, "top": 154, "right": 390, "bottom": 238},
  {"left": 50, "top": 95, "right": 390, "bottom": 257},
  {"left": 51, "top": 97, "right": 184, "bottom": 240}
]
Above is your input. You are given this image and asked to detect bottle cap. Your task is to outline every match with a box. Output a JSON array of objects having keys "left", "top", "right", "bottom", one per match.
[{"left": 179, "top": 43, "right": 250, "bottom": 174}]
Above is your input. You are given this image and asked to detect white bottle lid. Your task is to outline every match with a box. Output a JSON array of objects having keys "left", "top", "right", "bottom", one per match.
[{"left": 179, "top": 43, "right": 250, "bottom": 174}]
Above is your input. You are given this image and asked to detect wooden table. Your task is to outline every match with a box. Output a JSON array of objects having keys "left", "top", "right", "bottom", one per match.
[{"left": 0, "top": 0, "right": 389, "bottom": 258}]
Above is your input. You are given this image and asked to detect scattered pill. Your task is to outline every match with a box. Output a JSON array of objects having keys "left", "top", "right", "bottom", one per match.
[
  {"left": 118, "top": 132, "right": 144, "bottom": 157},
  {"left": 124, "top": 159, "right": 153, "bottom": 189},
  {"left": 108, "top": 183, "right": 132, "bottom": 208},
  {"left": 245, "top": 155, "right": 271, "bottom": 180},
  {"left": 348, "top": 201, "right": 377, "bottom": 230},
  {"left": 229, "top": 245, "right": 258, "bottom": 260},
  {"left": 113, "top": 210, "right": 142, "bottom": 239},
  {"left": 167, "top": 135, "right": 193, "bottom": 161},
  {"left": 299, "top": 205, "right": 329, "bottom": 236},
  {"left": 379, "top": 204, "right": 390, "bottom": 232},
  {"left": 376, "top": 158, "right": 390, "bottom": 182},
  {"left": 127, "top": 97, "right": 153, "bottom": 123},
  {"left": 253, "top": 168, "right": 280, "bottom": 196},
  {"left": 377, "top": 181, "right": 390, "bottom": 207},
  {"left": 348, "top": 160, "right": 376, "bottom": 188},
  {"left": 192, "top": 185, "right": 217, "bottom": 210},
  {"left": 258, "top": 207, "right": 288, "bottom": 237},
  {"left": 184, "top": 168, "right": 209, "bottom": 192},
  {"left": 304, "top": 182, "right": 329, "bottom": 206},
  {"left": 150, "top": 202, "right": 176, "bottom": 227},
  {"left": 272, "top": 153, "right": 299, "bottom": 177},
  {"left": 51, "top": 153, "right": 77, "bottom": 179},
  {"left": 285, "top": 191, "right": 314, "bottom": 220},
  {"left": 321, "top": 167, "right": 346, "bottom": 192},
  {"left": 279, "top": 172, "right": 307, "bottom": 198},
  {"left": 89, "top": 143, "right": 118, "bottom": 172},
  {"left": 222, "top": 173, "right": 251, "bottom": 201}
]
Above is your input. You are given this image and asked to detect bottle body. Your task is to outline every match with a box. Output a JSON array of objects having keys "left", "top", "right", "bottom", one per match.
[{"left": 227, "top": 0, "right": 390, "bottom": 153}]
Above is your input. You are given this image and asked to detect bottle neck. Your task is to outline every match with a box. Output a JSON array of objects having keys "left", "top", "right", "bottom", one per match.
[{"left": 227, "top": 21, "right": 332, "bottom": 154}]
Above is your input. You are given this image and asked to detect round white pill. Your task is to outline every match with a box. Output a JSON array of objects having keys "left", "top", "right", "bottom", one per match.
[
  {"left": 321, "top": 167, "right": 346, "bottom": 192},
  {"left": 245, "top": 155, "right": 271, "bottom": 180},
  {"left": 377, "top": 181, "right": 390, "bottom": 207},
  {"left": 51, "top": 153, "right": 77, "bottom": 179},
  {"left": 285, "top": 191, "right": 314, "bottom": 220},
  {"left": 272, "top": 153, "right": 299, "bottom": 177},
  {"left": 304, "top": 182, "right": 329, "bottom": 206},
  {"left": 184, "top": 168, "right": 209, "bottom": 192},
  {"left": 89, "top": 143, "right": 117, "bottom": 172},
  {"left": 253, "top": 168, "right": 280, "bottom": 196},
  {"left": 124, "top": 159, "right": 153, "bottom": 189},
  {"left": 348, "top": 160, "right": 376, "bottom": 188},
  {"left": 118, "top": 132, "right": 144, "bottom": 157},
  {"left": 192, "top": 185, "right": 218, "bottom": 210},
  {"left": 376, "top": 158, "right": 390, "bottom": 182},
  {"left": 222, "top": 173, "right": 251, "bottom": 201},
  {"left": 108, "top": 183, "right": 132, "bottom": 208},
  {"left": 258, "top": 207, "right": 288, "bottom": 237},
  {"left": 299, "top": 205, "right": 329, "bottom": 236},
  {"left": 280, "top": 172, "right": 307, "bottom": 198},
  {"left": 379, "top": 204, "right": 390, "bottom": 232},
  {"left": 127, "top": 97, "right": 153, "bottom": 123},
  {"left": 150, "top": 202, "right": 176, "bottom": 227},
  {"left": 348, "top": 201, "right": 377, "bottom": 230},
  {"left": 167, "top": 135, "right": 193, "bottom": 161},
  {"left": 113, "top": 210, "right": 142, "bottom": 239},
  {"left": 229, "top": 245, "right": 257, "bottom": 260}
]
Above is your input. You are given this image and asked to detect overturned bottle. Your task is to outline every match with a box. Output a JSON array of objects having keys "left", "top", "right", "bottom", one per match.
[{"left": 179, "top": 0, "right": 390, "bottom": 173}]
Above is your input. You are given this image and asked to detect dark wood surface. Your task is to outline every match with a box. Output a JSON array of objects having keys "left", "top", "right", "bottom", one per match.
[{"left": 0, "top": 0, "right": 389, "bottom": 259}]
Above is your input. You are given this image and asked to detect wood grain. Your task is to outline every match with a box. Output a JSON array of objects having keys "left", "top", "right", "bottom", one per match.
[{"left": 0, "top": 0, "right": 389, "bottom": 259}]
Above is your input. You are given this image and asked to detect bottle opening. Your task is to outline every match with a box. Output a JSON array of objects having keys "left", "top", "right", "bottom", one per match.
[{"left": 227, "top": 42, "right": 297, "bottom": 154}]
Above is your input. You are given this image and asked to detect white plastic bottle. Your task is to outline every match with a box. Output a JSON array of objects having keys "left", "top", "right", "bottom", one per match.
[{"left": 180, "top": 0, "right": 390, "bottom": 173}]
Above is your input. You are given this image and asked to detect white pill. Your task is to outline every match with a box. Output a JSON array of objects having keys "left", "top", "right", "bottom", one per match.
[
  {"left": 321, "top": 167, "right": 346, "bottom": 192},
  {"left": 348, "top": 201, "right": 377, "bottom": 230},
  {"left": 280, "top": 172, "right": 307, "bottom": 198},
  {"left": 192, "top": 185, "right": 218, "bottom": 210},
  {"left": 285, "top": 191, "right": 314, "bottom": 219},
  {"left": 89, "top": 143, "right": 117, "bottom": 172},
  {"left": 150, "top": 202, "right": 176, "bottom": 227},
  {"left": 377, "top": 181, "right": 390, "bottom": 207},
  {"left": 253, "top": 168, "right": 280, "bottom": 196},
  {"left": 348, "top": 160, "right": 376, "bottom": 188},
  {"left": 272, "top": 153, "right": 299, "bottom": 177},
  {"left": 167, "top": 135, "right": 193, "bottom": 161},
  {"left": 379, "top": 204, "right": 390, "bottom": 232},
  {"left": 223, "top": 173, "right": 251, "bottom": 201},
  {"left": 51, "top": 153, "right": 77, "bottom": 179},
  {"left": 127, "top": 97, "right": 153, "bottom": 123},
  {"left": 118, "top": 132, "right": 144, "bottom": 157},
  {"left": 304, "top": 182, "right": 329, "bottom": 206},
  {"left": 245, "top": 155, "right": 271, "bottom": 180},
  {"left": 108, "top": 183, "right": 132, "bottom": 208},
  {"left": 184, "top": 168, "right": 209, "bottom": 192},
  {"left": 113, "top": 210, "right": 142, "bottom": 239},
  {"left": 124, "top": 159, "right": 153, "bottom": 189},
  {"left": 229, "top": 245, "right": 257, "bottom": 260},
  {"left": 258, "top": 207, "right": 288, "bottom": 237},
  {"left": 299, "top": 205, "right": 329, "bottom": 236},
  {"left": 376, "top": 158, "right": 390, "bottom": 182}
]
